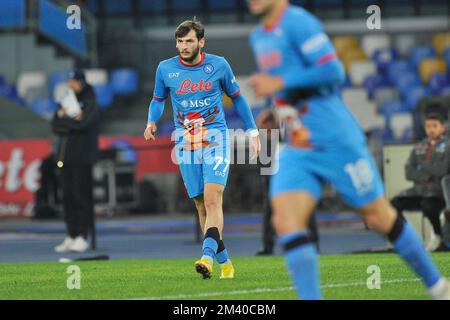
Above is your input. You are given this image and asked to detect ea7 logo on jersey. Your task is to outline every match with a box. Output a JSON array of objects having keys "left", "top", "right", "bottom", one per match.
[
  {"left": 169, "top": 72, "right": 180, "bottom": 78},
  {"left": 176, "top": 79, "right": 213, "bottom": 95}
]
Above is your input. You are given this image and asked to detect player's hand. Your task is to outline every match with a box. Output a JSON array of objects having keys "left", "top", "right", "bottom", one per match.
[
  {"left": 144, "top": 122, "right": 157, "bottom": 141},
  {"left": 248, "top": 73, "right": 284, "bottom": 98},
  {"left": 250, "top": 133, "right": 261, "bottom": 160}
]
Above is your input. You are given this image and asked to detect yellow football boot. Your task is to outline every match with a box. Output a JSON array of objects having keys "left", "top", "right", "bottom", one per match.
[
  {"left": 194, "top": 258, "right": 213, "bottom": 279},
  {"left": 220, "top": 263, "right": 235, "bottom": 279}
]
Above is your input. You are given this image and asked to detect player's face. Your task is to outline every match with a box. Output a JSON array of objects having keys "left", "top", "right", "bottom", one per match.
[
  {"left": 176, "top": 30, "right": 205, "bottom": 63},
  {"left": 425, "top": 119, "right": 445, "bottom": 140},
  {"left": 246, "top": 0, "right": 277, "bottom": 17}
]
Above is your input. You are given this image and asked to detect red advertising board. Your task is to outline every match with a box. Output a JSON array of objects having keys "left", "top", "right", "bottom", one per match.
[{"left": 0, "top": 135, "right": 178, "bottom": 218}]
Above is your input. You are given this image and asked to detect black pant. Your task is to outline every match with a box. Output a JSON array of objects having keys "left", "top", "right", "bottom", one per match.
[
  {"left": 391, "top": 195, "right": 444, "bottom": 236},
  {"left": 62, "top": 165, "right": 94, "bottom": 239}
]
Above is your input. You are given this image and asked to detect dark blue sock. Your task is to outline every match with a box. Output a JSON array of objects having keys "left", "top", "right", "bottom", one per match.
[
  {"left": 391, "top": 221, "right": 441, "bottom": 288},
  {"left": 279, "top": 231, "right": 321, "bottom": 300},
  {"left": 216, "top": 240, "right": 230, "bottom": 264},
  {"left": 202, "top": 227, "right": 220, "bottom": 259}
]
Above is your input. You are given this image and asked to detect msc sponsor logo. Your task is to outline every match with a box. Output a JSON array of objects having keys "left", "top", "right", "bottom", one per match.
[{"left": 181, "top": 98, "right": 212, "bottom": 108}]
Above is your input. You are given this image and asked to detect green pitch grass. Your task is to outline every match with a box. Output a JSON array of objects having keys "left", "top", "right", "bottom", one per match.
[{"left": 0, "top": 253, "right": 449, "bottom": 300}]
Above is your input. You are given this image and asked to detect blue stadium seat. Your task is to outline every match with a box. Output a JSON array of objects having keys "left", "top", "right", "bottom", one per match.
[
  {"left": 110, "top": 68, "right": 138, "bottom": 96},
  {"left": 171, "top": 0, "right": 202, "bottom": 11},
  {"left": 429, "top": 73, "right": 450, "bottom": 94},
  {"left": 401, "top": 127, "right": 414, "bottom": 143},
  {"left": 340, "top": 74, "right": 352, "bottom": 89},
  {"left": 138, "top": 0, "right": 166, "bottom": 13},
  {"left": 387, "top": 60, "right": 413, "bottom": 84},
  {"left": 409, "top": 46, "right": 436, "bottom": 70},
  {"left": 441, "top": 85, "right": 450, "bottom": 96},
  {"left": 381, "top": 100, "right": 406, "bottom": 120},
  {"left": 372, "top": 48, "right": 399, "bottom": 74},
  {"left": 208, "top": 0, "right": 238, "bottom": 10},
  {"left": 104, "top": 0, "right": 132, "bottom": 15},
  {"left": 444, "top": 47, "right": 450, "bottom": 67},
  {"left": 395, "top": 72, "right": 421, "bottom": 98},
  {"left": 363, "top": 74, "right": 390, "bottom": 99},
  {"left": 31, "top": 98, "right": 57, "bottom": 116},
  {"left": 93, "top": 84, "right": 114, "bottom": 108},
  {"left": 404, "top": 86, "right": 429, "bottom": 111}
]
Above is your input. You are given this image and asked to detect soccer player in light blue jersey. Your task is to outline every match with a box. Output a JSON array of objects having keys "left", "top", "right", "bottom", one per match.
[
  {"left": 247, "top": 0, "right": 449, "bottom": 299},
  {"left": 144, "top": 20, "right": 260, "bottom": 280}
]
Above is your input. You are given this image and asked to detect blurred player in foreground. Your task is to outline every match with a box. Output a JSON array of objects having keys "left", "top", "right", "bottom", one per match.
[
  {"left": 247, "top": 0, "right": 449, "bottom": 299},
  {"left": 144, "top": 19, "right": 260, "bottom": 279}
]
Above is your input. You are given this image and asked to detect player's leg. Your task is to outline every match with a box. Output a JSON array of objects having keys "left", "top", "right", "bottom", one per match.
[
  {"left": 272, "top": 191, "right": 321, "bottom": 299},
  {"left": 270, "top": 147, "right": 323, "bottom": 299},
  {"left": 357, "top": 197, "right": 449, "bottom": 299},
  {"left": 329, "top": 145, "right": 449, "bottom": 299},
  {"left": 193, "top": 195, "right": 206, "bottom": 234}
]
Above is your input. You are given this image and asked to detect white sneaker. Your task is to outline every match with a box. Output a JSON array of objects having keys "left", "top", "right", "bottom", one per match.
[
  {"left": 54, "top": 237, "right": 75, "bottom": 253},
  {"left": 69, "top": 236, "right": 89, "bottom": 253},
  {"left": 429, "top": 278, "right": 450, "bottom": 300},
  {"left": 426, "top": 234, "right": 442, "bottom": 252}
]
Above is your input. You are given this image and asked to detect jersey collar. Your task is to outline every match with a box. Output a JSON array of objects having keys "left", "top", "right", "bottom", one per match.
[
  {"left": 178, "top": 52, "right": 205, "bottom": 67},
  {"left": 263, "top": 4, "right": 288, "bottom": 32}
]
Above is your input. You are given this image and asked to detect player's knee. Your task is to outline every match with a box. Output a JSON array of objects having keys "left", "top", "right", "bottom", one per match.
[
  {"left": 363, "top": 203, "right": 397, "bottom": 233},
  {"left": 272, "top": 210, "right": 287, "bottom": 234},
  {"left": 204, "top": 196, "right": 221, "bottom": 211}
]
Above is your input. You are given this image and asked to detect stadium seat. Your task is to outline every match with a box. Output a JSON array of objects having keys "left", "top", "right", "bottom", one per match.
[
  {"left": 387, "top": 60, "right": 413, "bottom": 84},
  {"left": 401, "top": 127, "right": 414, "bottom": 143},
  {"left": 93, "top": 84, "right": 114, "bottom": 108},
  {"left": 432, "top": 32, "right": 450, "bottom": 55},
  {"left": 394, "top": 34, "right": 416, "bottom": 58},
  {"left": 341, "top": 49, "right": 367, "bottom": 71},
  {"left": 363, "top": 74, "right": 390, "bottom": 99},
  {"left": 85, "top": 68, "right": 108, "bottom": 86},
  {"left": 361, "top": 34, "right": 391, "bottom": 58},
  {"left": 17, "top": 71, "right": 47, "bottom": 99},
  {"left": 342, "top": 88, "right": 384, "bottom": 131},
  {"left": 418, "top": 58, "right": 447, "bottom": 83},
  {"left": 409, "top": 46, "right": 436, "bottom": 69},
  {"left": 395, "top": 71, "right": 421, "bottom": 98},
  {"left": 110, "top": 68, "right": 138, "bottom": 96},
  {"left": 372, "top": 48, "right": 399, "bottom": 74},
  {"left": 171, "top": 0, "right": 202, "bottom": 11},
  {"left": 349, "top": 61, "right": 376, "bottom": 86},
  {"left": 332, "top": 36, "right": 359, "bottom": 56},
  {"left": 31, "top": 98, "right": 57, "bottom": 118},
  {"left": 444, "top": 47, "right": 450, "bottom": 68},
  {"left": 208, "top": 0, "right": 238, "bottom": 10},
  {"left": 404, "top": 86, "right": 429, "bottom": 111},
  {"left": 138, "top": 0, "right": 166, "bottom": 13},
  {"left": 374, "top": 87, "right": 400, "bottom": 112},
  {"left": 381, "top": 100, "right": 406, "bottom": 120},
  {"left": 391, "top": 113, "right": 413, "bottom": 141},
  {"left": 441, "top": 85, "right": 450, "bottom": 96},
  {"left": 104, "top": 0, "right": 132, "bottom": 15},
  {"left": 429, "top": 73, "right": 450, "bottom": 94}
]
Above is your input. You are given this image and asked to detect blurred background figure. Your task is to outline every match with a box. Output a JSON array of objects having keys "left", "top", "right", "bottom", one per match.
[
  {"left": 51, "top": 70, "right": 100, "bottom": 253},
  {"left": 391, "top": 113, "right": 450, "bottom": 252}
]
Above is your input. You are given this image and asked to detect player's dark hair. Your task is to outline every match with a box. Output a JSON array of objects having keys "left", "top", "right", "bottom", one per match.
[
  {"left": 175, "top": 19, "right": 205, "bottom": 40},
  {"left": 425, "top": 113, "right": 445, "bottom": 124}
]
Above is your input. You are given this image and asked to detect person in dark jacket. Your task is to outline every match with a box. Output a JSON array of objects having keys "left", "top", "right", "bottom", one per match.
[
  {"left": 51, "top": 70, "right": 100, "bottom": 253},
  {"left": 391, "top": 113, "right": 450, "bottom": 252}
]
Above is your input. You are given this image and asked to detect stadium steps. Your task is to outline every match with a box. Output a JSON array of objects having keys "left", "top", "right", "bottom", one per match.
[{"left": 0, "top": 96, "right": 51, "bottom": 139}]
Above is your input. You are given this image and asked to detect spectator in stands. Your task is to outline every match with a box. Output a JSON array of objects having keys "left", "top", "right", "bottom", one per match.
[
  {"left": 51, "top": 71, "right": 100, "bottom": 253},
  {"left": 391, "top": 113, "right": 450, "bottom": 252}
]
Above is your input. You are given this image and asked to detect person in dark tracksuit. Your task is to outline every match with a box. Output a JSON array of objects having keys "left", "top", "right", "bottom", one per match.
[
  {"left": 51, "top": 71, "right": 100, "bottom": 253},
  {"left": 391, "top": 113, "right": 450, "bottom": 252}
]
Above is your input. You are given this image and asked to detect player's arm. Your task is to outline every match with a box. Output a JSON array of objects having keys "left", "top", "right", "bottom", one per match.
[
  {"left": 250, "top": 12, "right": 345, "bottom": 96},
  {"left": 221, "top": 58, "right": 260, "bottom": 158},
  {"left": 144, "top": 64, "right": 168, "bottom": 141}
]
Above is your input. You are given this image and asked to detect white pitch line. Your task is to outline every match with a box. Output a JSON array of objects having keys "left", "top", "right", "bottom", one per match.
[{"left": 130, "top": 277, "right": 421, "bottom": 300}]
